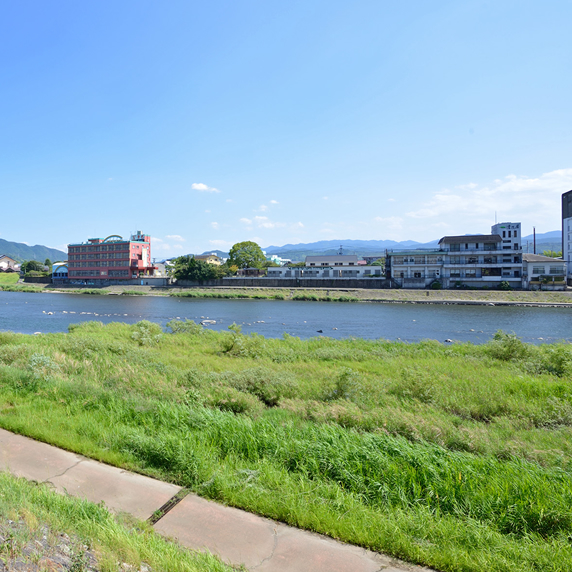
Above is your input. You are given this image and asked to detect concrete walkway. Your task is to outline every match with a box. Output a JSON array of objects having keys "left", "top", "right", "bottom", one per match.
[{"left": 0, "top": 429, "right": 433, "bottom": 572}]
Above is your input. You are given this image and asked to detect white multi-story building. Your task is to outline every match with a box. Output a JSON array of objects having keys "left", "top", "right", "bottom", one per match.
[
  {"left": 387, "top": 223, "right": 523, "bottom": 289},
  {"left": 562, "top": 190, "right": 572, "bottom": 285}
]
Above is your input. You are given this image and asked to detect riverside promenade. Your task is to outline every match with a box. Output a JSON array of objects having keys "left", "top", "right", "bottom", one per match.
[{"left": 0, "top": 428, "right": 433, "bottom": 572}]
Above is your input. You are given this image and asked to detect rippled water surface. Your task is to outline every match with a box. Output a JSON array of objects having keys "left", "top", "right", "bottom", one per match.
[{"left": 1, "top": 291, "right": 571, "bottom": 344}]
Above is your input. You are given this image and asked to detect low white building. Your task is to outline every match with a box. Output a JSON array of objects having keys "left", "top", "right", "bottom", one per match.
[
  {"left": 522, "top": 254, "right": 566, "bottom": 290},
  {"left": 266, "top": 265, "right": 383, "bottom": 279},
  {"left": 0, "top": 255, "right": 19, "bottom": 271},
  {"left": 305, "top": 255, "right": 359, "bottom": 267}
]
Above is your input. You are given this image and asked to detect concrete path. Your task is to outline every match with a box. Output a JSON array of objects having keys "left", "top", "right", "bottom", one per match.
[{"left": 0, "top": 428, "right": 433, "bottom": 572}]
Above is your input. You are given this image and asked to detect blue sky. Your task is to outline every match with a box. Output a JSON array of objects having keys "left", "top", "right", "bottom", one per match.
[{"left": 1, "top": 0, "right": 571, "bottom": 257}]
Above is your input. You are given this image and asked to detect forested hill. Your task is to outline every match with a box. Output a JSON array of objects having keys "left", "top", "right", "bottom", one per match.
[{"left": 0, "top": 238, "right": 67, "bottom": 263}]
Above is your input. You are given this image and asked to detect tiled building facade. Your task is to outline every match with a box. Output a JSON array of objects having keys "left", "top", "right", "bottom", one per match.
[{"left": 68, "top": 231, "right": 156, "bottom": 284}]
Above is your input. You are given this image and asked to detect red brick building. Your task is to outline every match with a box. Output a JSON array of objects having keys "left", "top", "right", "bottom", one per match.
[{"left": 68, "top": 231, "right": 157, "bottom": 284}]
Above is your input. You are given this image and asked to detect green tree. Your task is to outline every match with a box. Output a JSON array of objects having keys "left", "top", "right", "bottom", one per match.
[
  {"left": 542, "top": 249, "right": 563, "bottom": 258},
  {"left": 371, "top": 257, "right": 385, "bottom": 267},
  {"left": 21, "top": 260, "right": 44, "bottom": 273},
  {"left": 228, "top": 241, "right": 266, "bottom": 269},
  {"left": 173, "top": 256, "right": 219, "bottom": 282},
  {"left": 44, "top": 258, "right": 52, "bottom": 270}
]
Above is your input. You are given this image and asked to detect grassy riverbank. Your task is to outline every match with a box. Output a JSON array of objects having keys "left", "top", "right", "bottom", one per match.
[
  {"left": 0, "top": 471, "right": 231, "bottom": 571},
  {"left": 0, "top": 322, "right": 571, "bottom": 571},
  {"left": 1, "top": 281, "right": 572, "bottom": 306}
]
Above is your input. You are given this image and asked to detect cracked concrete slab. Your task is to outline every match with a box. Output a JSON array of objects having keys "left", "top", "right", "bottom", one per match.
[
  {"left": 154, "top": 493, "right": 433, "bottom": 572},
  {"left": 48, "top": 458, "right": 181, "bottom": 521},
  {"left": 255, "top": 522, "right": 389, "bottom": 572},
  {"left": 0, "top": 428, "right": 83, "bottom": 482},
  {"left": 1, "top": 429, "right": 434, "bottom": 572},
  {"left": 153, "top": 494, "right": 277, "bottom": 570},
  {"left": 0, "top": 429, "right": 180, "bottom": 520}
]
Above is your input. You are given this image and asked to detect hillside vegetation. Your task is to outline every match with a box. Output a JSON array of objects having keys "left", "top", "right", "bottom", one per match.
[
  {"left": 0, "top": 323, "right": 571, "bottom": 571},
  {"left": 0, "top": 237, "right": 66, "bottom": 263}
]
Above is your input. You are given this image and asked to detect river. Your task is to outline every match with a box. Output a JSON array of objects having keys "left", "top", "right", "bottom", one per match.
[{"left": 1, "top": 291, "right": 571, "bottom": 344}]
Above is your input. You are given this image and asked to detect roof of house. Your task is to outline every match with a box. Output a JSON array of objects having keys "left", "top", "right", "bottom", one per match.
[
  {"left": 523, "top": 254, "right": 565, "bottom": 263},
  {"left": 438, "top": 234, "right": 501, "bottom": 244},
  {"left": 0, "top": 255, "right": 18, "bottom": 262}
]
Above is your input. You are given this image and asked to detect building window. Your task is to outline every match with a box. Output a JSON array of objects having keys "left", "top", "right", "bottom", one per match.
[
  {"left": 549, "top": 266, "right": 565, "bottom": 275},
  {"left": 450, "top": 256, "right": 460, "bottom": 264},
  {"left": 449, "top": 244, "right": 460, "bottom": 252},
  {"left": 414, "top": 272, "right": 422, "bottom": 278},
  {"left": 450, "top": 270, "right": 461, "bottom": 277},
  {"left": 466, "top": 269, "right": 476, "bottom": 277}
]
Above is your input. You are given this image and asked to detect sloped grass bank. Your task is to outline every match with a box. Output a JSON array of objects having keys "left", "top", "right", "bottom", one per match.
[
  {"left": 0, "top": 322, "right": 572, "bottom": 571},
  {"left": 0, "top": 472, "right": 232, "bottom": 571}
]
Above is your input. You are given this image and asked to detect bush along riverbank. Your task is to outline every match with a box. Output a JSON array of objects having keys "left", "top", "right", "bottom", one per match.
[
  {"left": 1, "top": 322, "right": 572, "bottom": 571},
  {"left": 3, "top": 281, "right": 572, "bottom": 306}
]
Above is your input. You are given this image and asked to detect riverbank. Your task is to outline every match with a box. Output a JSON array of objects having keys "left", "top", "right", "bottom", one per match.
[
  {"left": 0, "top": 322, "right": 571, "bottom": 571},
  {"left": 3, "top": 281, "right": 572, "bottom": 306}
]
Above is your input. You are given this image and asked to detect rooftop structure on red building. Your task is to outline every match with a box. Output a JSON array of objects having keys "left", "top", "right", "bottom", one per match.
[{"left": 67, "top": 231, "right": 157, "bottom": 284}]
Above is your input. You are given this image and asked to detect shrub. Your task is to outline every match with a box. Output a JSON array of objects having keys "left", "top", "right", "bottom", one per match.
[
  {"left": 430, "top": 280, "right": 442, "bottom": 290},
  {"left": 499, "top": 280, "right": 512, "bottom": 291},
  {"left": 388, "top": 367, "right": 436, "bottom": 404},
  {"left": 26, "top": 353, "right": 59, "bottom": 386},
  {"left": 229, "top": 367, "right": 296, "bottom": 406},
  {"left": 131, "top": 320, "right": 163, "bottom": 346},
  {"left": 221, "top": 326, "right": 266, "bottom": 359},
  {"left": 167, "top": 319, "right": 203, "bottom": 336},
  {"left": 486, "top": 331, "right": 529, "bottom": 361},
  {"left": 205, "top": 385, "right": 263, "bottom": 414},
  {"left": 323, "top": 368, "right": 361, "bottom": 402}
]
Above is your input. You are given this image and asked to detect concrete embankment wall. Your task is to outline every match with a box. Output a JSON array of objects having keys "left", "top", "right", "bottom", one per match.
[{"left": 175, "top": 278, "right": 393, "bottom": 289}]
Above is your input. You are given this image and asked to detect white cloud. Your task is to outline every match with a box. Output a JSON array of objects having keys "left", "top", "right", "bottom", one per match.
[
  {"left": 322, "top": 196, "right": 329, "bottom": 200},
  {"left": 257, "top": 205, "right": 269, "bottom": 212},
  {"left": 166, "top": 235, "right": 185, "bottom": 242},
  {"left": 270, "top": 200, "right": 279, "bottom": 204},
  {"left": 151, "top": 237, "right": 163, "bottom": 243},
  {"left": 192, "top": 183, "right": 220, "bottom": 193},
  {"left": 205, "top": 209, "right": 211, "bottom": 213},
  {"left": 253, "top": 216, "right": 286, "bottom": 229},
  {"left": 406, "top": 168, "right": 572, "bottom": 232},
  {"left": 388, "top": 198, "right": 396, "bottom": 202},
  {"left": 173, "top": 244, "right": 183, "bottom": 250},
  {"left": 226, "top": 199, "right": 233, "bottom": 203},
  {"left": 210, "top": 222, "right": 220, "bottom": 230},
  {"left": 240, "top": 218, "right": 252, "bottom": 224}
]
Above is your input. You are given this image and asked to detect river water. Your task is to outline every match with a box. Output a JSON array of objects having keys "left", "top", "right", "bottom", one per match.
[{"left": 1, "top": 291, "right": 571, "bottom": 344}]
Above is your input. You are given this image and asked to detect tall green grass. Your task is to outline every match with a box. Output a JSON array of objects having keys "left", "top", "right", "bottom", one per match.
[
  {"left": 0, "top": 322, "right": 572, "bottom": 571},
  {"left": 0, "top": 472, "right": 232, "bottom": 571}
]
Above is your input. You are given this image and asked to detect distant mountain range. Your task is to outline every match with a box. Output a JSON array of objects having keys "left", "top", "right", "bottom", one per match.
[
  {"left": 6, "top": 231, "right": 558, "bottom": 266},
  {"left": 0, "top": 238, "right": 67, "bottom": 263},
  {"left": 263, "top": 231, "right": 563, "bottom": 261}
]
